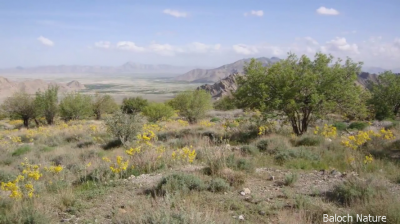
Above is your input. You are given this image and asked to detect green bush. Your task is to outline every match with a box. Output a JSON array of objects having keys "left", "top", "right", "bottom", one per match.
[
  {"left": 59, "top": 92, "right": 93, "bottom": 121},
  {"left": 121, "top": 96, "right": 149, "bottom": 114},
  {"left": 104, "top": 110, "right": 145, "bottom": 146},
  {"left": 92, "top": 93, "right": 118, "bottom": 120},
  {"left": 142, "top": 103, "right": 175, "bottom": 122},
  {"left": 331, "top": 178, "right": 385, "bottom": 205},
  {"left": 208, "top": 178, "right": 230, "bottom": 192},
  {"left": 226, "top": 154, "right": 255, "bottom": 173},
  {"left": 348, "top": 122, "right": 369, "bottom": 130},
  {"left": 210, "top": 117, "right": 220, "bottom": 122},
  {"left": 333, "top": 122, "right": 348, "bottom": 131},
  {"left": 157, "top": 173, "right": 206, "bottom": 194},
  {"left": 34, "top": 85, "right": 59, "bottom": 125},
  {"left": 295, "top": 136, "right": 322, "bottom": 146},
  {"left": 167, "top": 90, "right": 213, "bottom": 123},
  {"left": 213, "top": 96, "right": 237, "bottom": 111},
  {"left": 284, "top": 173, "right": 298, "bottom": 186},
  {"left": 11, "top": 145, "right": 31, "bottom": 157},
  {"left": 240, "top": 145, "right": 259, "bottom": 155}
]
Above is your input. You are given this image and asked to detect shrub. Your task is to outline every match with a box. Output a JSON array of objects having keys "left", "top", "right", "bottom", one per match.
[
  {"left": 92, "top": 93, "right": 118, "bottom": 120},
  {"left": 213, "top": 96, "right": 237, "bottom": 111},
  {"left": 256, "top": 139, "right": 269, "bottom": 152},
  {"left": 284, "top": 173, "right": 298, "bottom": 186},
  {"left": 1, "top": 92, "right": 37, "bottom": 128},
  {"left": 333, "top": 122, "right": 348, "bottom": 131},
  {"left": 11, "top": 145, "right": 32, "bottom": 157},
  {"left": 59, "top": 92, "right": 93, "bottom": 121},
  {"left": 219, "top": 168, "right": 246, "bottom": 187},
  {"left": 226, "top": 154, "right": 255, "bottom": 173},
  {"left": 104, "top": 110, "right": 145, "bottom": 146},
  {"left": 348, "top": 122, "right": 369, "bottom": 130},
  {"left": 121, "top": 96, "right": 148, "bottom": 114},
  {"left": 295, "top": 136, "right": 322, "bottom": 146},
  {"left": 142, "top": 103, "right": 175, "bottom": 122},
  {"left": 210, "top": 117, "right": 220, "bottom": 122},
  {"left": 167, "top": 90, "right": 212, "bottom": 123},
  {"left": 208, "top": 178, "right": 230, "bottom": 192},
  {"left": 34, "top": 85, "right": 59, "bottom": 125},
  {"left": 240, "top": 145, "right": 259, "bottom": 155},
  {"left": 156, "top": 173, "right": 206, "bottom": 194}
]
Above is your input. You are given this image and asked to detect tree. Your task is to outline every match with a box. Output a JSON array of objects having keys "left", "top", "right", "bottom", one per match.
[
  {"left": 142, "top": 102, "right": 175, "bottom": 122},
  {"left": 35, "top": 85, "right": 59, "bottom": 125},
  {"left": 235, "top": 52, "right": 366, "bottom": 135},
  {"left": 92, "top": 93, "right": 118, "bottom": 120},
  {"left": 167, "top": 90, "right": 213, "bottom": 123},
  {"left": 1, "top": 92, "right": 37, "bottom": 128},
  {"left": 121, "top": 96, "right": 149, "bottom": 114},
  {"left": 214, "top": 96, "right": 237, "bottom": 111},
  {"left": 105, "top": 110, "right": 145, "bottom": 146},
  {"left": 59, "top": 92, "right": 93, "bottom": 121},
  {"left": 368, "top": 71, "right": 400, "bottom": 120}
]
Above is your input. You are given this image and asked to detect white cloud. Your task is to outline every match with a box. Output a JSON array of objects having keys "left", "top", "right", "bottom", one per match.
[
  {"left": 393, "top": 38, "right": 400, "bottom": 48},
  {"left": 232, "top": 44, "right": 259, "bottom": 55},
  {"left": 322, "top": 37, "right": 359, "bottom": 54},
  {"left": 244, "top": 10, "right": 264, "bottom": 17},
  {"left": 148, "top": 43, "right": 181, "bottom": 56},
  {"left": 316, "top": 7, "right": 339, "bottom": 15},
  {"left": 37, "top": 36, "right": 54, "bottom": 46},
  {"left": 304, "top": 37, "right": 319, "bottom": 46},
  {"left": 187, "top": 42, "right": 221, "bottom": 53},
  {"left": 94, "top": 41, "right": 111, "bottom": 49},
  {"left": 116, "top": 41, "right": 145, "bottom": 52},
  {"left": 163, "top": 9, "right": 187, "bottom": 18}
]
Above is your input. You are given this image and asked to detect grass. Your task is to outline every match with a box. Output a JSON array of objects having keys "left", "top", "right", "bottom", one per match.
[
  {"left": 11, "top": 145, "right": 32, "bottom": 156},
  {"left": 284, "top": 173, "right": 298, "bottom": 186}
]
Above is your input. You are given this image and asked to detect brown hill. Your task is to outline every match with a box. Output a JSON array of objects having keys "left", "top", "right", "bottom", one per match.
[{"left": 0, "top": 77, "right": 86, "bottom": 99}]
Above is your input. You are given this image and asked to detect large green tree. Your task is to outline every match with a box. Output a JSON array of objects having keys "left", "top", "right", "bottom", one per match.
[
  {"left": 167, "top": 90, "right": 213, "bottom": 123},
  {"left": 1, "top": 92, "right": 37, "bottom": 128},
  {"left": 368, "top": 71, "right": 400, "bottom": 120},
  {"left": 59, "top": 92, "right": 93, "bottom": 121},
  {"left": 35, "top": 85, "right": 59, "bottom": 125},
  {"left": 121, "top": 96, "right": 149, "bottom": 114},
  {"left": 235, "top": 52, "right": 367, "bottom": 135}
]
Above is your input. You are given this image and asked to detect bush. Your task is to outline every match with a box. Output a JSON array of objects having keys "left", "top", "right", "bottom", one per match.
[
  {"left": 156, "top": 173, "right": 206, "bottom": 194},
  {"left": 226, "top": 154, "right": 255, "bottom": 173},
  {"left": 210, "top": 117, "right": 220, "bottom": 122},
  {"left": 121, "top": 96, "right": 148, "bottom": 114},
  {"left": 92, "top": 93, "right": 118, "bottom": 120},
  {"left": 333, "top": 122, "right": 348, "bottom": 131},
  {"left": 142, "top": 103, "right": 175, "bottom": 122},
  {"left": 240, "top": 145, "right": 259, "bottom": 155},
  {"left": 208, "top": 178, "right": 230, "bottom": 192},
  {"left": 35, "top": 85, "right": 59, "bottom": 125},
  {"left": 284, "top": 173, "right": 298, "bottom": 186},
  {"left": 348, "top": 122, "right": 369, "bottom": 130},
  {"left": 330, "top": 178, "right": 385, "bottom": 205},
  {"left": 1, "top": 92, "right": 37, "bottom": 128},
  {"left": 167, "top": 90, "right": 212, "bottom": 123},
  {"left": 295, "top": 136, "right": 322, "bottom": 146},
  {"left": 59, "top": 92, "right": 93, "bottom": 121},
  {"left": 104, "top": 110, "right": 145, "bottom": 146},
  {"left": 213, "top": 96, "right": 237, "bottom": 111},
  {"left": 11, "top": 145, "right": 32, "bottom": 157}
]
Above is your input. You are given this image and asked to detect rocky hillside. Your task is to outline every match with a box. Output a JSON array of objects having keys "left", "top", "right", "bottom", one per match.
[
  {"left": 199, "top": 72, "right": 385, "bottom": 99},
  {"left": 175, "top": 57, "right": 281, "bottom": 83},
  {"left": 0, "top": 76, "right": 86, "bottom": 99}
]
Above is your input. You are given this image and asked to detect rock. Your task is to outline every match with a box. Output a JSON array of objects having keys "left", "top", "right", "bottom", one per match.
[
  {"left": 243, "top": 188, "right": 251, "bottom": 195},
  {"left": 270, "top": 176, "right": 275, "bottom": 181},
  {"left": 258, "top": 211, "right": 266, "bottom": 216},
  {"left": 240, "top": 191, "right": 246, "bottom": 196},
  {"left": 238, "top": 215, "right": 245, "bottom": 220}
]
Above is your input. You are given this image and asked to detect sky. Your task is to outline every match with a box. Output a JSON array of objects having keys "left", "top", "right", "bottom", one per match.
[{"left": 0, "top": 0, "right": 399, "bottom": 69}]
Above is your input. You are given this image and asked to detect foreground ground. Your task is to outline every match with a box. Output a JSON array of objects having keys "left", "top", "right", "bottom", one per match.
[{"left": 1, "top": 110, "right": 400, "bottom": 223}]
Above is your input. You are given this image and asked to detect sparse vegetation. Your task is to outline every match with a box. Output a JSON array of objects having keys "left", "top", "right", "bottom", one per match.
[
  {"left": 121, "top": 96, "right": 149, "bottom": 114},
  {"left": 142, "top": 102, "right": 175, "bottom": 122}
]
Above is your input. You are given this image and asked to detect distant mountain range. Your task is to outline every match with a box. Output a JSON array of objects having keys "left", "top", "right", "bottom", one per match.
[
  {"left": 0, "top": 62, "right": 197, "bottom": 74},
  {"left": 176, "top": 57, "right": 400, "bottom": 83},
  {"left": 174, "top": 57, "right": 281, "bottom": 83}
]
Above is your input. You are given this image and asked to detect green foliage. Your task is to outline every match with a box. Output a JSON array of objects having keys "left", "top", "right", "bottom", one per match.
[
  {"left": 167, "top": 90, "right": 213, "bottom": 123},
  {"left": 59, "top": 92, "right": 93, "bottom": 121},
  {"left": 11, "top": 145, "right": 32, "bottom": 157},
  {"left": 1, "top": 92, "right": 37, "bottom": 128},
  {"left": 142, "top": 102, "right": 175, "bottom": 122},
  {"left": 284, "top": 173, "right": 298, "bottom": 186},
  {"left": 226, "top": 154, "right": 255, "bottom": 173},
  {"left": 157, "top": 173, "right": 206, "bottom": 194},
  {"left": 240, "top": 145, "right": 259, "bottom": 155},
  {"left": 368, "top": 71, "right": 400, "bottom": 120},
  {"left": 213, "top": 96, "right": 237, "bottom": 111},
  {"left": 235, "top": 52, "right": 366, "bottom": 135},
  {"left": 295, "top": 136, "right": 323, "bottom": 146},
  {"left": 331, "top": 178, "right": 385, "bottom": 205},
  {"left": 92, "top": 93, "right": 118, "bottom": 120},
  {"left": 348, "top": 121, "right": 369, "bottom": 130},
  {"left": 333, "top": 122, "right": 348, "bottom": 131},
  {"left": 208, "top": 178, "right": 230, "bottom": 192},
  {"left": 121, "top": 96, "right": 149, "bottom": 114},
  {"left": 210, "top": 117, "right": 220, "bottom": 122},
  {"left": 35, "top": 85, "right": 59, "bottom": 125},
  {"left": 104, "top": 110, "right": 145, "bottom": 146}
]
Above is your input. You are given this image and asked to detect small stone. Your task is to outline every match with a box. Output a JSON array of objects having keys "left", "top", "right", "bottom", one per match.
[
  {"left": 240, "top": 191, "right": 246, "bottom": 196},
  {"left": 239, "top": 215, "right": 245, "bottom": 220},
  {"left": 243, "top": 188, "right": 251, "bottom": 195},
  {"left": 259, "top": 211, "right": 266, "bottom": 216}
]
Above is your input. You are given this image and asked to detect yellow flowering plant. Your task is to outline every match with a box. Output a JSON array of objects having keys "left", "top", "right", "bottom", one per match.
[{"left": 171, "top": 146, "right": 197, "bottom": 164}]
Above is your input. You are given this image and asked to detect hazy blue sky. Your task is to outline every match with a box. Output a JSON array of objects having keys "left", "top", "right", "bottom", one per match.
[{"left": 0, "top": 0, "right": 399, "bottom": 69}]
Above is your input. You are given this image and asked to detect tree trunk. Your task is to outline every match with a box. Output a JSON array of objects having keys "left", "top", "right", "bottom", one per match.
[
  {"left": 46, "top": 116, "right": 54, "bottom": 125},
  {"left": 34, "top": 118, "right": 40, "bottom": 127},
  {"left": 95, "top": 111, "right": 101, "bottom": 120},
  {"left": 393, "top": 104, "right": 400, "bottom": 116},
  {"left": 23, "top": 118, "right": 29, "bottom": 128}
]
